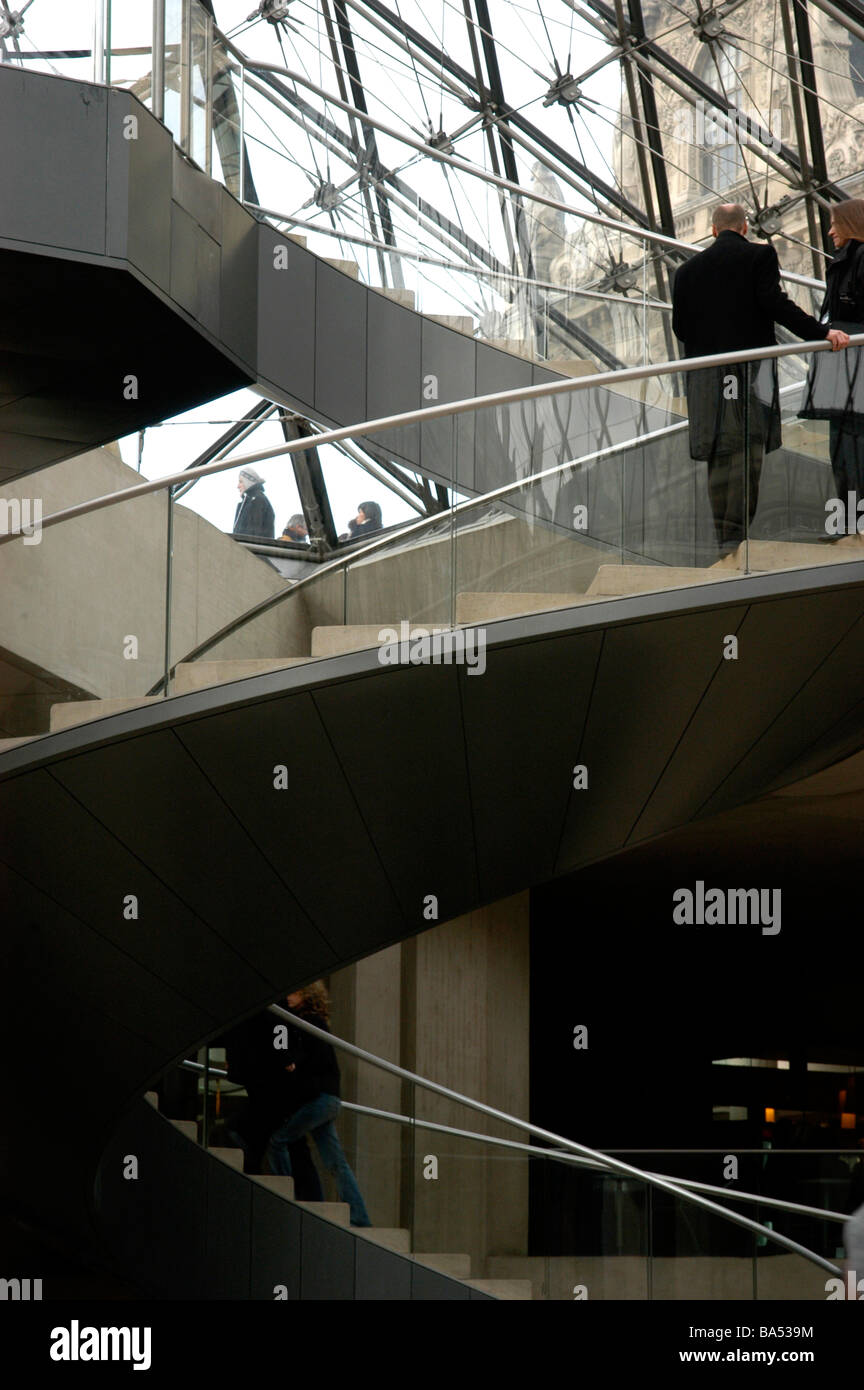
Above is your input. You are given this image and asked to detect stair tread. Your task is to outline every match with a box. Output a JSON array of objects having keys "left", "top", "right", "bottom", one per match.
[
  {"left": 323, "top": 256, "right": 359, "bottom": 279},
  {"left": 353, "top": 1227, "right": 411, "bottom": 1252},
  {"left": 249, "top": 1174, "right": 296, "bottom": 1199},
  {"left": 373, "top": 286, "right": 416, "bottom": 309},
  {"left": 587, "top": 563, "right": 738, "bottom": 596},
  {"left": 412, "top": 1253, "right": 472, "bottom": 1277},
  {"left": 49, "top": 696, "right": 161, "bottom": 732},
  {"left": 168, "top": 1118, "right": 197, "bottom": 1140},
  {"left": 456, "top": 591, "right": 592, "bottom": 622},
  {"left": 464, "top": 1278, "right": 533, "bottom": 1300},
  {"left": 297, "top": 1200, "right": 351, "bottom": 1225},
  {"left": 173, "top": 658, "right": 310, "bottom": 693},
  {"left": 207, "top": 1146, "right": 244, "bottom": 1170},
  {"left": 426, "top": 313, "right": 475, "bottom": 336}
]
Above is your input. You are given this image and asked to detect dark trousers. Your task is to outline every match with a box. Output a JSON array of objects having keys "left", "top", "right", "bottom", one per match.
[
  {"left": 707, "top": 444, "right": 764, "bottom": 554},
  {"left": 232, "top": 1107, "right": 324, "bottom": 1200},
  {"left": 829, "top": 420, "right": 864, "bottom": 529}
]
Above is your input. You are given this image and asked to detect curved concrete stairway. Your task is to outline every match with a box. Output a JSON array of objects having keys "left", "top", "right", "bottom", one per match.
[
  {"left": 7, "top": 62, "right": 644, "bottom": 489},
  {"left": 31, "top": 534, "right": 864, "bottom": 737},
  {"left": 150, "top": 1094, "right": 531, "bottom": 1299}
]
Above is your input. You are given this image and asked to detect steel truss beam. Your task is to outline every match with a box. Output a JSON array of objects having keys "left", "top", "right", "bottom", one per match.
[
  {"left": 240, "top": 49, "right": 623, "bottom": 366},
  {"left": 625, "top": 0, "right": 676, "bottom": 239},
  {"left": 791, "top": 0, "right": 834, "bottom": 251},
  {"left": 329, "top": 0, "right": 404, "bottom": 287},
  {"left": 348, "top": 0, "right": 652, "bottom": 225},
  {"left": 278, "top": 411, "right": 339, "bottom": 549}
]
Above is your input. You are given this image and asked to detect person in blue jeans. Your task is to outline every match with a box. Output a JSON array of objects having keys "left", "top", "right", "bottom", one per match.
[{"left": 266, "top": 981, "right": 371, "bottom": 1228}]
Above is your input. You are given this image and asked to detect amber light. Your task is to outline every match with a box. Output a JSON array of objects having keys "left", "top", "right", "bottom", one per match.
[
  {"left": 764, "top": 1107, "right": 775, "bottom": 1124},
  {"left": 841, "top": 1112, "right": 856, "bottom": 1130}
]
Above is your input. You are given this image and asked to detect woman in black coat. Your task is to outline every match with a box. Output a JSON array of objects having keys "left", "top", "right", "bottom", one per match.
[{"left": 800, "top": 198, "right": 864, "bottom": 533}]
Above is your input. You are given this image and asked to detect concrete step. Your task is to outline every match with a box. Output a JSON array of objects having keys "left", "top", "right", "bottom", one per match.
[
  {"left": 586, "top": 564, "right": 736, "bottom": 597},
  {"left": 455, "top": 591, "right": 593, "bottom": 623},
  {"left": 169, "top": 1118, "right": 198, "bottom": 1142},
  {"left": 311, "top": 624, "right": 396, "bottom": 658},
  {"left": 311, "top": 622, "right": 483, "bottom": 658},
  {"left": 354, "top": 1227, "right": 411, "bottom": 1253},
  {"left": 548, "top": 357, "right": 597, "bottom": 378},
  {"left": 0, "top": 736, "right": 37, "bottom": 752},
  {"left": 426, "top": 313, "right": 475, "bottom": 336},
  {"left": 713, "top": 537, "right": 864, "bottom": 572},
  {"left": 464, "top": 1278, "right": 533, "bottom": 1300},
  {"left": 144, "top": 1091, "right": 159, "bottom": 1110},
  {"left": 297, "top": 1201, "right": 351, "bottom": 1225},
  {"left": 173, "top": 657, "right": 310, "bottom": 694},
  {"left": 374, "top": 285, "right": 416, "bottom": 310},
  {"left": 49, "top": 696, "right": 161, "bottom": 732},
  {"left": 323, "top": 256, "right": 359, "bottom": 279},
  {"left": 412, "top": 1253, "right": 472, "bottom": 1279},
  {"left": 484, "top": 337, "right": 535, "bottom": 361},
  {"left": 250, "top": 1174, "right": 296, "bottom": 1200},
  {"left": 207, "top": 1146, "right": 244, "bottom": 1171}
]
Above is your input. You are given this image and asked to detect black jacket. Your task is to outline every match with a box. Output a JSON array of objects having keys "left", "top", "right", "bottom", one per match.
[
  {"left": 220, "top": 1011, "right": 294, "bottom": 1132},
  {"left": 672, "top": 230, "right": 829, "bottom": 356},
  {"left": 822, "top": 239, "right": 864, "bottom": 327},
  {"left": 233, "top": 482, "right": 275, "bottom": 540},
  {"left": 283, "top": 1008, "right": 341, "bottom": 1106}
]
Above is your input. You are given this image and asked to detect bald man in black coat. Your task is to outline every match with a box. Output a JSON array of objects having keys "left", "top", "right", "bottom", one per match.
[{"left": 672, "top": 203, "right": 848, "bottom": 556}]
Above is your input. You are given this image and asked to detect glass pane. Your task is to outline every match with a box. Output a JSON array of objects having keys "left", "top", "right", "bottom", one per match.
[
  {"left": 107, "top": 0, "right": 154, "bottom": 107},
  {"left": 211, "top": 37, "right": 243, "bottom": 198},
  {"left": 189, "top": 1, "right": 211, "bottom": 170},
  {"left": 163, "top": 0, "right": 185, "bottom": 149},
  {"left": 650, "top": 1184, "right": 755, "bottom": 1301}
]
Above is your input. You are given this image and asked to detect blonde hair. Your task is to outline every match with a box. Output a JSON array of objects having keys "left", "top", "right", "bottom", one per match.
[
  {"left": 295, "top": 979, "right": 330, "bottom": 1022},
  {"left": 832, "top": 199, "right": 864, "bottom": 242}
]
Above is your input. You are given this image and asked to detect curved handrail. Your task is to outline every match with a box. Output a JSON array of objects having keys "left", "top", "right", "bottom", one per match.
[
  {"left": 337, "top": 1101, "right": 848, "bottom": 1226},
  {"left": 263, "top": 1004, "right": 843, "bottom": 1275},
  {"left": 2, "top": 333, "right": 854, "bottom": 548},
  {"left": 179, "top": 1058, "right": 848, "bottom": 1226},
  {"left": 146, "top": 363, "right": 820, "bottom": 692},
  {"left": 145, "top": 415, "right": 689, "bottom": 692}
]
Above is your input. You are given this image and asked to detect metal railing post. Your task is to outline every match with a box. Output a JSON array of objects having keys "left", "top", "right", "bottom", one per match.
[
  {"left": 152, "top": 0, "right": 165, "bottom": 120},
  {"left": 180, "top": 0, "right": 192, "bottom": 154},
  {"left": 93, "top": 0, "right": 107, "bottom": 83}
]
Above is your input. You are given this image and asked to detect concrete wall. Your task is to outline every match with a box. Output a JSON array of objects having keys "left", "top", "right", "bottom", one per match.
[
  {"left": 0, "top": 446, "right": 310, "bottom": 733},
  {"left": 485, "top": 1253, "right": 830, "bottom": 1300},
  {"left": 328, "top": 892, "right": 530, "bottom": 1277}
]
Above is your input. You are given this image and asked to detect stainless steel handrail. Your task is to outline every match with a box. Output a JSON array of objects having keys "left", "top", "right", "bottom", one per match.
[
  {"left": 143, "top": 415, "right": 692, "bottom": 691},
  {"left": 146, "top": 365, "right": 826, "bottom": 688},
  {"left": 336, "top": 1100, "right": 847, "bottom": 1225},
  {"left": 178, "top": 1059, "right": 848, "bottom": 1226},
  {"left": 264, "top": 1004, "right": 842, "bottom": 1273},
  {"left": 3, "top": 335, "right": 855, "bottom": 548}
]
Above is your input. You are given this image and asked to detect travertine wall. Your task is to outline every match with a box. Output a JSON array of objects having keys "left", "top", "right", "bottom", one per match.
[{"left": 329, "top": 892, "right": 531, "bottom": 1275}]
